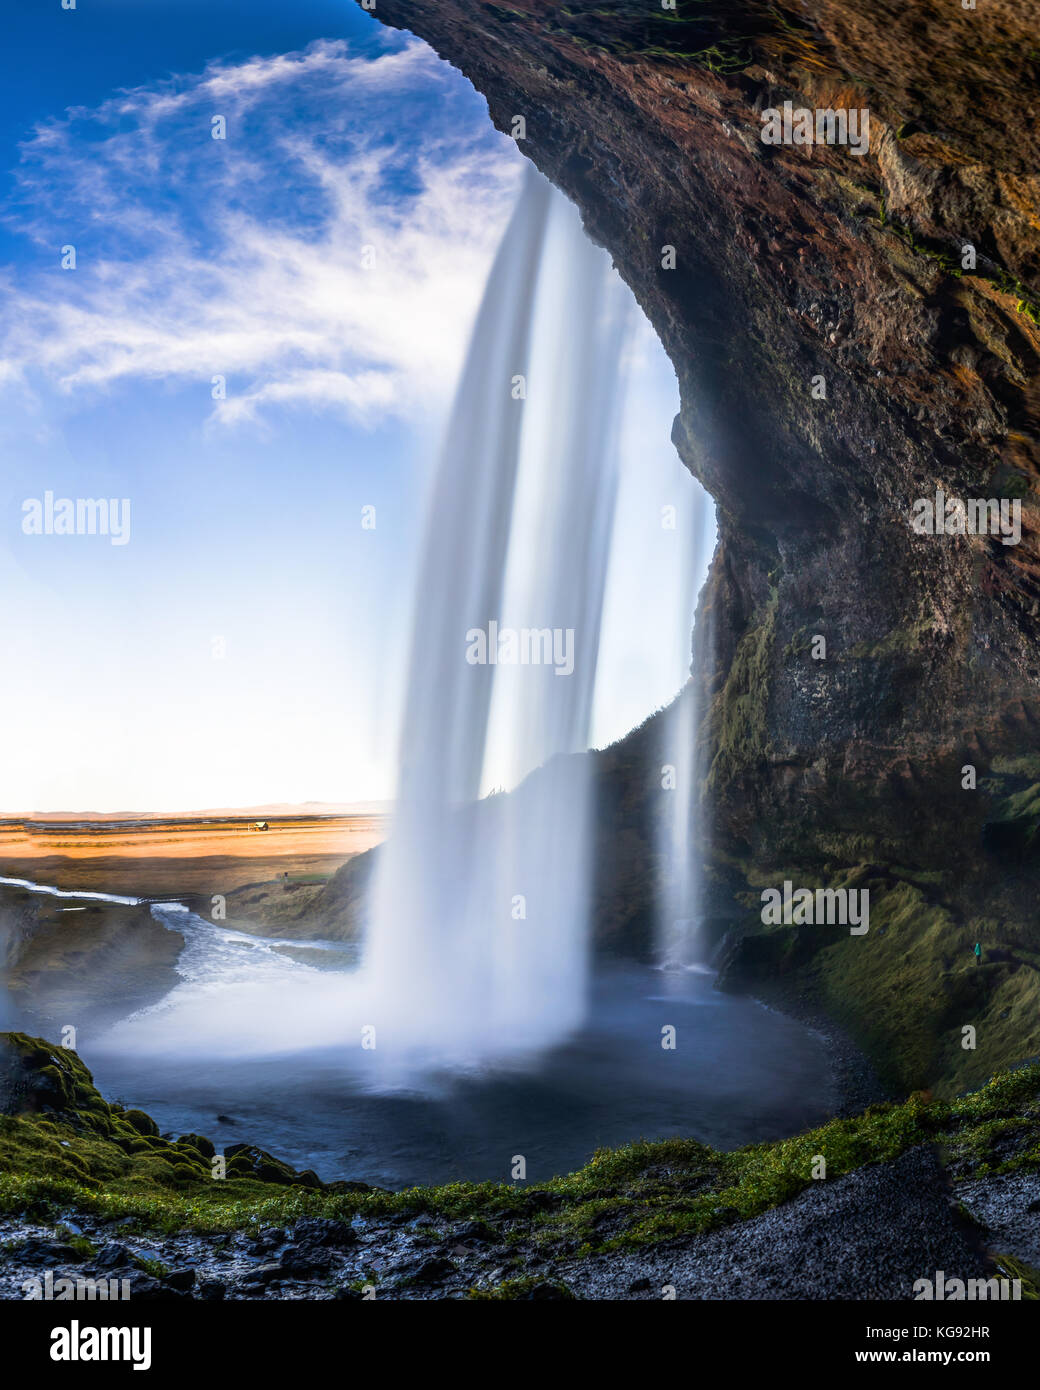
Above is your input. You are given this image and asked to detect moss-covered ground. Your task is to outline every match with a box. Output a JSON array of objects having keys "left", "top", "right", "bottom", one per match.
[
  {"left": 2, "top": 1033, "right": 1038, "bottom": 1276},
  {"left": 721, "top": 863, "right": 1040, "bottom": 1098}
]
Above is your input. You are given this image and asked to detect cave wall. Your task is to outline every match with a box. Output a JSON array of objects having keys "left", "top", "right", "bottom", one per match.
[{"left": 357, "top": 0, "right": 1040, "bottom": 1087}]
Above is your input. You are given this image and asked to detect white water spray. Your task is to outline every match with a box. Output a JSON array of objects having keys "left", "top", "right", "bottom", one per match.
[{"left": 365, "top": 168, "right": 632, "bottom": 1070}]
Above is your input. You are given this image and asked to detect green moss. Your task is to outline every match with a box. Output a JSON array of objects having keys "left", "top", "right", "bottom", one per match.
[
  {"left": 630, "top": 42, "right": 751, "bottom": 72},
  {"left": 945, "top": 1117, "right": 1034, "bottom": 1176},
  {"left": 984, "top": 780, "right": 1040, "bottom": 859},
  {"left": 122, "top": 1109, "right": 160, "bottom": 1138},
  {"left": 844, "top": 614, "right": 936, "bottom": 659},
  {"left": 941, "top": 1067, "right": 1040, "bottom": 1181},
  {"left": 723, "top": 863, "right": 1040, "bottom": 1097},
  {"left": 706, "top": 588, "right": 777, "bottom": 790},
  {"left": 176, "top": 1133, "right": 216, "bottom": 1160},
  {"left": 992, "top": 783, "right": 1040, "bottom": 822},
  {"left": 62, "top": 1233, "right": 97, "bottom": 1261},
  {"left": 990, "top": 754, "right": 1040, "bottom": 781},
  {"left": 0, "top": 1032, "right": 380, "bottom": 1231},
  {"left": 991, "top": 1254, "right": 1040, "bottom": 1299},
  {"left": 468, "top": 1276, "right": 576, "bottom": 1300},
  {"left": 993, "top": 470, "right": 1032, "bottom": 500},
  {"left": 875, "top": 213, "right": 1040, "bottom": 327},
  {"left": 0, "top": 1033, "right": 113, "bottom": 1129}
]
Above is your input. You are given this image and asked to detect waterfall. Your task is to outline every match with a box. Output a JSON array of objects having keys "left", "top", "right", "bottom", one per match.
[
  {"left": 364, "top": 167, "right": 632, "bottom": 1070},
  {"left": 655, "top": 410, "right": 716, "bottom": 969},
  {"left": 90, "top": 168, "right": 711, "bottom": 1080},
  {"left": 656, "top": 519, "right": 715, "bottom": 969}
]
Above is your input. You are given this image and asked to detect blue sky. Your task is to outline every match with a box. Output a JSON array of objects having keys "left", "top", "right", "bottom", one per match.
[{"left": 0, "top": 0, "right": 710, "bottom": 812}]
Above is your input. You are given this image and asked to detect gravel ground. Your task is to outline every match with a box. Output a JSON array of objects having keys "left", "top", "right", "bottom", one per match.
[
  {"left": 558, "top": 1146, "right": 992, "bottom": 1300},
  {"left": 956, "top": 1170, "right": 1040, "bottom": 1268}
]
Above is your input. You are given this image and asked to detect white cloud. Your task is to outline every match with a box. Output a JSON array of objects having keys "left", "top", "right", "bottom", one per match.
[{"left": 0, "top": 37, "right": 524, "bottom": 428}]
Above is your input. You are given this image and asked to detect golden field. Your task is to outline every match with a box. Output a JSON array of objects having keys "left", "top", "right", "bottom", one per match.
[{"left": 0, "top": 812, "right": 386, "bottom": 898}]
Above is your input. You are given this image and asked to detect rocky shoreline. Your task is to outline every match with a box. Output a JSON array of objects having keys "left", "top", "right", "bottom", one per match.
[{"left": 1, "top": 1209, "right": 564, "bottom": 1303}]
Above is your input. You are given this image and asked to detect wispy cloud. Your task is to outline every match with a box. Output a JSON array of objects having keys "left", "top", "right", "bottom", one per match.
[{"left": 1, "top": 37, "right": 523, "bottom": 428}]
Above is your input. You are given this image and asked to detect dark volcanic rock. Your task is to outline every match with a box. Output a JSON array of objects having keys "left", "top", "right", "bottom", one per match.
[
  {"left": 292, "top": 1216, "right": 358, "bottom": 1249},
  {"left": 278, "top": 1244, "right": 334, "bottom": 1279},
  {"left": 11, "top": 1238, "right": 83, "bottom": 1266},
  {"left": 521, "top": 1282, "right": 574, "bottom": 1301},
  {"left": 453, "top": 1220, "right": 496, "bottom": 1245},
  {"left": 409, "top": 1256, "right": 456, "bottom": 1284},
  {"left": 241, "top": 1261, "right": 285, "bottom": 1287},
  {"left": 124, "top": 1271, "right": 183, "bottom": 1301},
  {"left": 358, "top": 0, "right": 1040, "bottom": 843},
  {"left": 94, "top": 1243, "right": 133, "bottom": 1271}
]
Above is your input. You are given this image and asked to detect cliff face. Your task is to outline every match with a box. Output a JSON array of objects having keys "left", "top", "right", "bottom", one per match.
[
  {"left": 0, "top": 892, "right": 38, "bottom": 972},
  {"left": 0, "top": 889, "right": 184, "bottom": 1031},
  {"left": 359, "top": 0, "right": 1040, "bottom": 1088}
]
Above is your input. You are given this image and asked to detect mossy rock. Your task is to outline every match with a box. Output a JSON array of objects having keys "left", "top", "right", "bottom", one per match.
[
  {"left": 294, "top": 1170, "right": 325, "bottom": 1190},
  {"left": 0, "top": 1033, "right": 341, "bottom": 1227},
  {"left": 715, "top": 922, "right": 820, "bottom": 988},
  {"left": 224, "top": 1144, "right": 309, "bottom": 1186},
  {"left": 983, "top": 782, "right": 1040, "bottom": 860},
  {"left": 119, "top": 1136, "right": 161, "bottom": 1156},
  {"left": 177, "top": 1133, "right": 216, "bottom": 1159},
  {"left": 122, "top": 1109, "right": 160, "bottom": 1138},
  {"left": 0, "top": 1033, "right": 110, "bottom": 1129}
]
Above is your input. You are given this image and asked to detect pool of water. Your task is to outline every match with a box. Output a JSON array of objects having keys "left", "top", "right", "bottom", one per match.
[{"left": 80, "top": 922, "right": 835, "bottom": 1188}]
